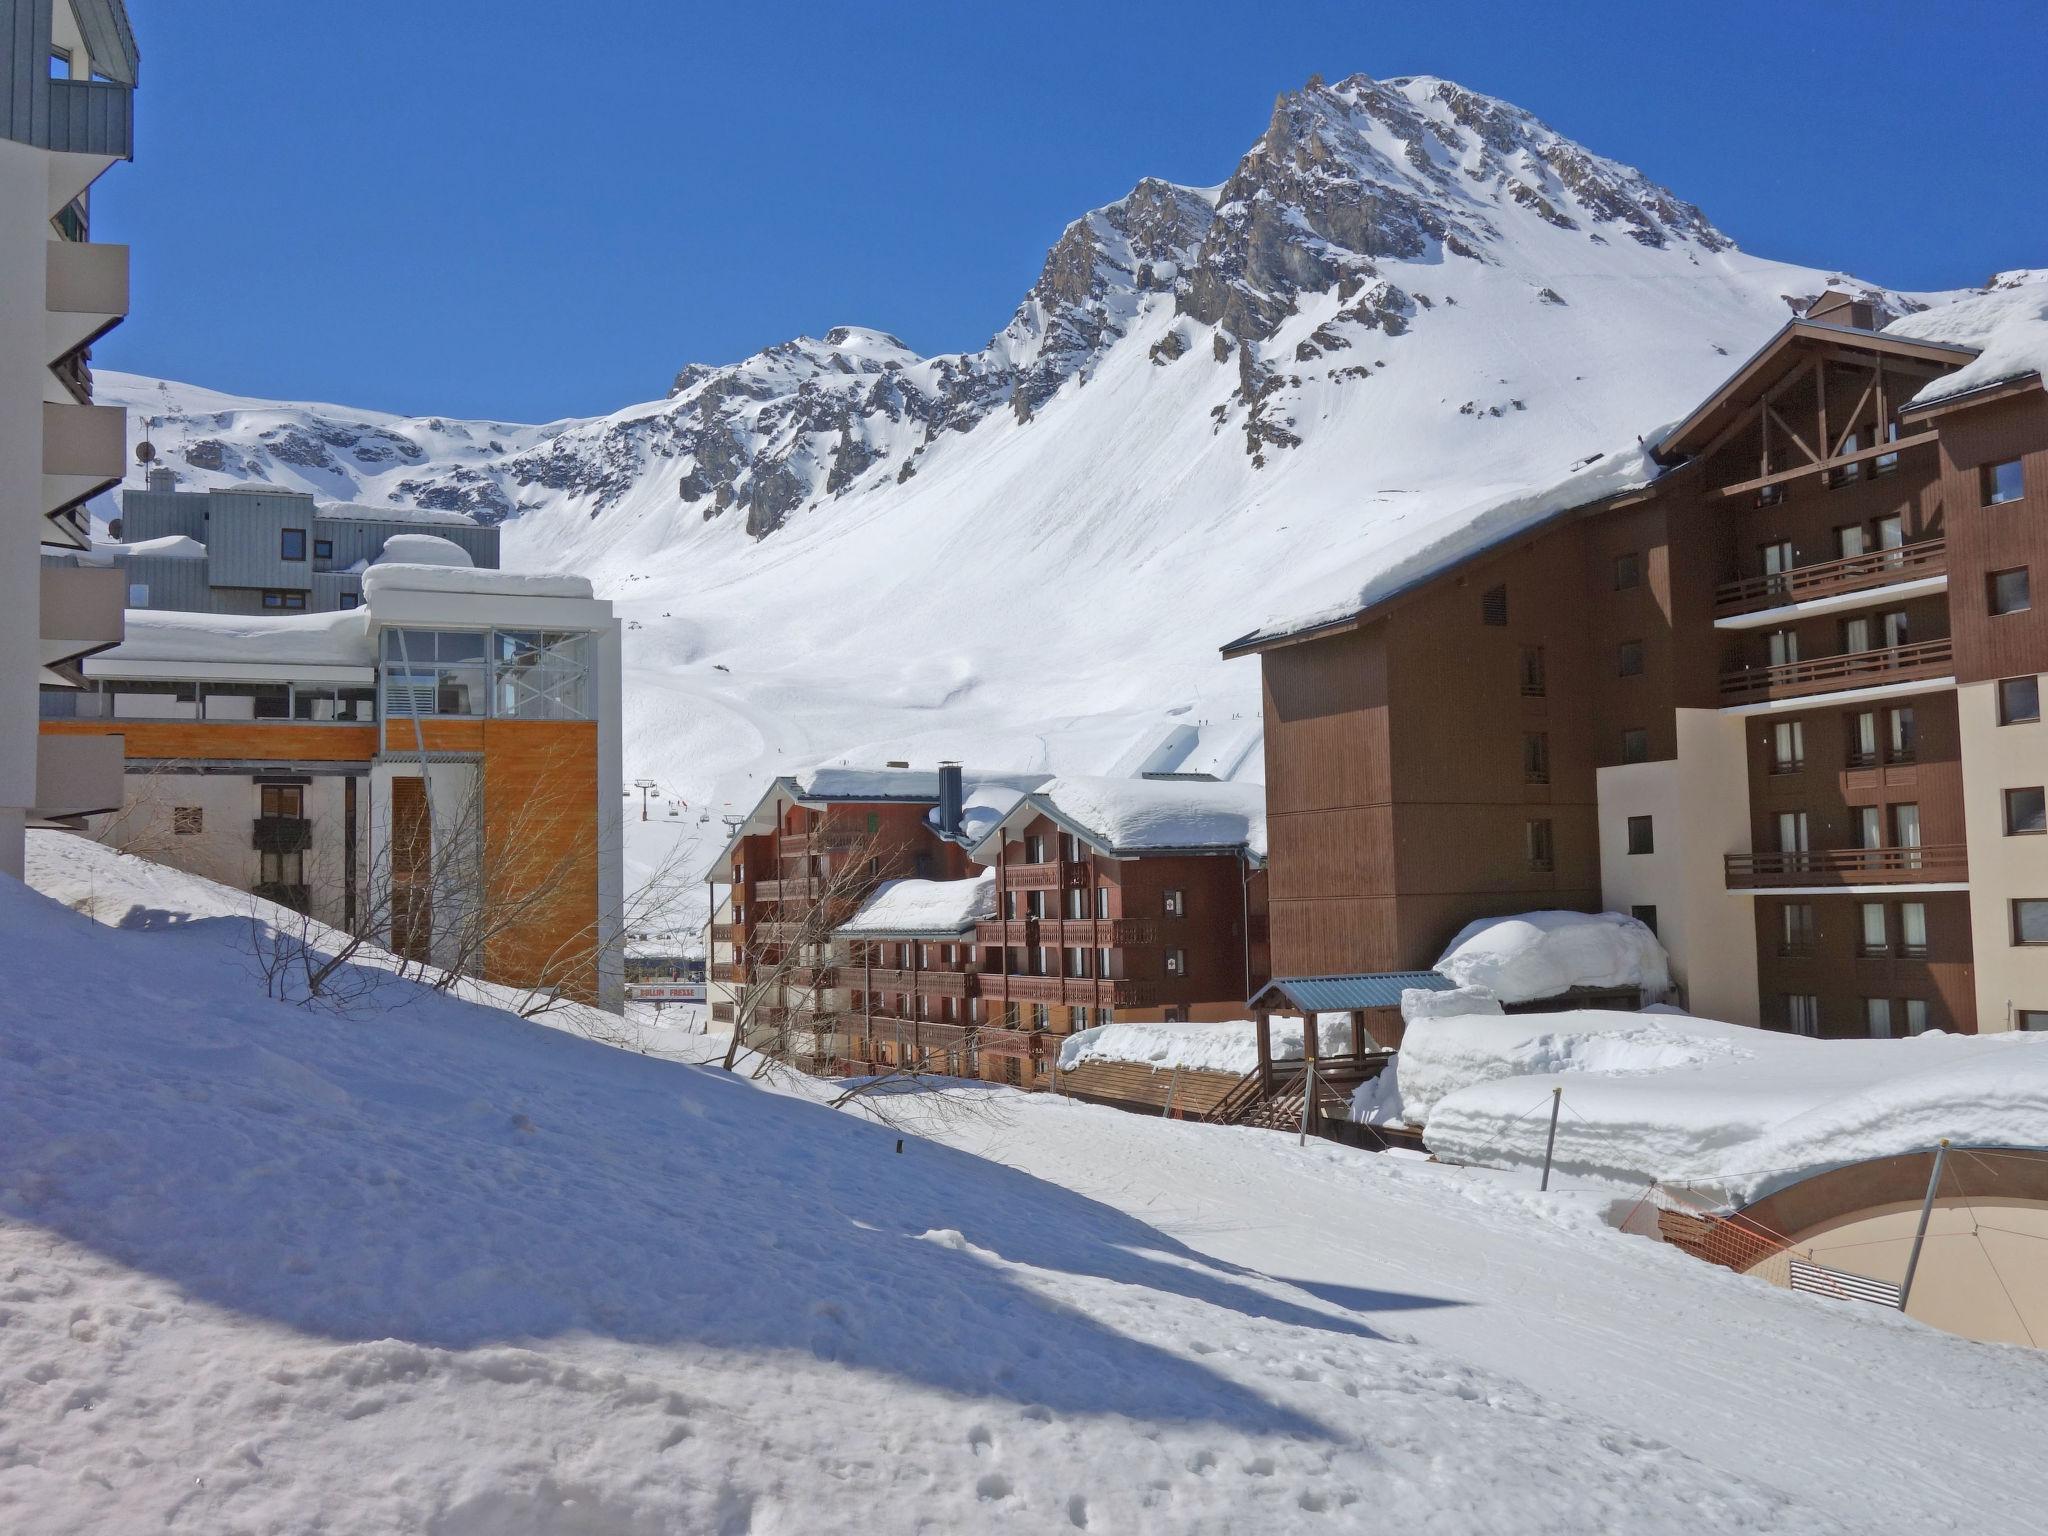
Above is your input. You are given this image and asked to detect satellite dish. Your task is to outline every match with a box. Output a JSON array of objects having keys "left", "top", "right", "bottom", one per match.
[{"left": 134, "top": 440, "right": 156, "bottom": 464}]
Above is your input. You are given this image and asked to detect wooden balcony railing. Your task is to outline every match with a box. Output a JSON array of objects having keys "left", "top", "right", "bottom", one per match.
[
  {"left": 751, "top": 877, "right": 818, "bottom": 901},
  {"left": 1724, "top": 845, "right": 1967, "bottom": 889},
  {"left": 861, "top": 967, "right": 975, "bottom": 997},
  {"left": 710, "top": 961, "right": 739, "bottom": 983},
  {"left": 1001, "top": 861, "right": 1086, "bottom": 892},
  {"left": 975, "top": 1026, "right": 1047, "bottom": 1059},
  {"left": 1715, "top": 539, "right": 1947, "bottom": 617},
  {"left": 974, "top": 917, "right": 1159, "bottom": 947},
  {"left": 977, "top": 974, "right": 1142, "bottom": 1008},
  {"left": 1719, "top": 639, "right": 1953, "bottom": 705},
  {"left": 709, "top": 923, "right": 736, "bottom": 945}
]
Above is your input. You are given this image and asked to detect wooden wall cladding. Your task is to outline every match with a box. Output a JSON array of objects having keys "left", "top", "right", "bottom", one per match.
[
  {"left": 1938, "top": 392, "right": 2048, "bottom": 685},
  {"left": 44, "top": 719, "right": 380, "bottom": 761}
]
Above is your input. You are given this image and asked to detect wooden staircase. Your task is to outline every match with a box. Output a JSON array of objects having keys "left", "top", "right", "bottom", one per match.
[{"left": 1204, "top": 1056, "right": 1391, "bottom": 1138}]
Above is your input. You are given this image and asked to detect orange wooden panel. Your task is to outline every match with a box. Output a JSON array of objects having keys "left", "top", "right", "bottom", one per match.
[
  {"left": 479, "top": 720, "right": 602, "bottom": 1003},
  {"left": 40, "top": 719, "right": 378, "bottom": 761}
]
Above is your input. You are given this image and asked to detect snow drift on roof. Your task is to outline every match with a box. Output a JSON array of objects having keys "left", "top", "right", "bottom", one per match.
[
  {"left": 358, "top": 563, "right": 593, "bottom": 600},
  {"left": 1889, "top": 271, "right": 2048, "bottom": 408},
  {"left": 1229, "top": 439, "right": 1667, "bottom": 651},
  {"left": 837, "top": 871, "right": 997, "bottom": 937},
  {"left": 94, "top": 534, "right": 207, "bottom": 561},
  {"left": 797, "top": 766, "right": 1050, "bottom": 804},
  {"left": 1057, "top": 1016, "right": 1354, "bottom": 1078},
  {"left": 99, "top": 606, "right": 374, "bottom": 668},
  {"left": 1023, "top": 775, "right": 1266, "bottom": 857},
  {"left": 316, "top": 500, "right": 482, "bottom": 527},
  {"left": 373, "top": 533, "right": 474, "bottom": 568},
  {"left": 1381, "top": 1007, "right": 2048, "bottom": 1206},
  {"left": 1434, "top": 910, "right": 1671, "bottom": 1005}
]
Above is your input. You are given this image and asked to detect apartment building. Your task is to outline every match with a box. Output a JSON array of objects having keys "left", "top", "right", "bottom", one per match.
[
  {"left": 0, "top": 0, "right": 137, "bottom": 876},
  {"left": 709, "top": 765, "right": 1269, "bottom": 1086},
  {"left": 98, "top": 475, "right": 500, "bottom": 613},
  {"left": 1225, "top": 291, "right": 2048, "bottom": 1039},
  {"left": 40, "top": 561, "right": 625, "bottom": 1006}
]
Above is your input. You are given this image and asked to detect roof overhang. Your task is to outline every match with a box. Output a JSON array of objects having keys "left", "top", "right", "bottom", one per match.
[
  {"left": 1658, "top": 320, "right": 1980, "bottom": 462},
  {"left": 1251, "top": 971, "right": 1455, "bottom": 1011},
  {"left": 74, "top": 0, "right": 140, "bottom": 85},
  {"left": 1898, "top": 370, "right": 2045, "bottom": 422},
  {"left": 85, "top": 657, "right": 376, "bottom": 685},
  {"left": 965, "top": 791, "right": 1255, "bottom": 866}
]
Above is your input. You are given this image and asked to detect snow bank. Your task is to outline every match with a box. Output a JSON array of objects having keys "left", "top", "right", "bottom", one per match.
[
  {"left": 1402, "top": 984, "right": 1501, "bottom": 1023},
  {"left": 1059, "top": 1015, "right": 1352, "bottom": 1077},
  {"left": 1434, "top": 910, "right": 1670, "bottom": 1004},
  {"left": 1889, "top": 271, "right": 2048, "bottom": 409},
  {"left": 358, "top": 562, "right": 593, "bottom": 600},
  {"left": 94, "top": 605, "right": 374, "bottom": 668},
  {"left": 838, "top": 870, "right": 996, "bottom": 936},
  {"left": 92, "top": 534, "right": 207, "bottom": 561},
  {"left": 1022, "top": 775, "right": 1266, "bottom": 857},
  {"left": 372, "top": 532, "right": 473, "bottom": 567},
  {"left": 1393, "top": 1006, "right": 2048, "bottom": 1205}
]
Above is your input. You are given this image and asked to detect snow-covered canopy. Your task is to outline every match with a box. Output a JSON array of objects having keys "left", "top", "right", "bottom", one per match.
[
  {"left": 372, "top": 533, "right": 473, "bottom": 568},
  {"left": 975, "top": 775, "right": 1266, "bottom": 861},
  {"left": 94, "top": 606, "right": 374, "bottom": 669},
  {"left": 357, "top": 563, "right": 593, "bottom": 600},
  {"left": 837, "top": 871, "right": 996, "bottom": 938},
  {"left": 1890, "top": 271, "right": 2048, "bottom": 410},
  {"left": 1371, "top": 1006, "right": 2048, "bottom": 1207},
  {"left": 1058, "top": 1016, "right": 1354, "bottom": 1077},
  {"left": 1433, "top": 910, "right": 1670, "bottom": 1005}
]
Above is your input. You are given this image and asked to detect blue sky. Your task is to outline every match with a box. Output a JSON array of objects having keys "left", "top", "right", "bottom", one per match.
[{"left": 95, "top": 0, "right": 2046, "bottom": 423}]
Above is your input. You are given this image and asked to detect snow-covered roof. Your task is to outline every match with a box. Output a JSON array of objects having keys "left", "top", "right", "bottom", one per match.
[
  {"left": 1889, "top": 272, "right": 2048, "bottom": 411},
  {"left": 1058, "top": 1016, "right": 1355, "bottom": 1078},
  {"left": 373, "top": 533, "right": 473, "bottom": 568},
  {"left": 92, "top": 534, "right": 207, "bottom": 562},
  {"left": 93, "top": 606, "right": 376, "bottom": 671},
  {"left": 1222, "top": 441, "right": 1666, "bottom": 656},
  {"left": 836, "top": 871, "right": 997, "bottom": 938},
  {"left": 315, "top": 499, "right": 482, "bottom": 528},
  {"left": 1433, "top": 910, "right": 1670, "bottom": 1005},
  {"left": 1375, "top": 1006, "right": 2048, "bottom": 1207},
  {"left": 357, "top": 563, "right": 593, "bottom": 600},
  {"left": 971, "top": 774, "right": 1266, "bottom": 861}
]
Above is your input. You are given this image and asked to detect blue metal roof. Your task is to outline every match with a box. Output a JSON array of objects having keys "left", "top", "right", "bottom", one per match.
[{"left": 1251, "top": 972, "right": 1455, "bottom": 1012}]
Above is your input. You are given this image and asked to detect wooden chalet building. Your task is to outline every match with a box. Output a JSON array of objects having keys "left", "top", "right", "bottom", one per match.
[{"left": 1225, "top": 290, "right": 2048, "bottom": 1041}]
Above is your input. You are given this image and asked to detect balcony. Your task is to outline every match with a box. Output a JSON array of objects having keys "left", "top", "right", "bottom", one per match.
[
  {"left": 752, "top": 877, "right": 817, "bottom": 901},
  {"left": 710, "top": 962, "right": 739, "bottom": 983},
  {"left": 1714, "top": 540, "right": 1947, "bottom": 625},
  {"left": 38, "top": 77, "right": 135, "bottom": 159},
  {"left": 1719, "top": 639, "right": 1953, "bottom": 708},
  {"left": 42, "top": 400, "right": 126, "bottom": 529},
  {"left": 252, "top": 815, "right": 312, "bottom": 854},
  {"left": 32, "top": 731, "right": 123, "bottom": 822},
  {"left": 1002, "top": 861, "right": 1086, "bottom": 892},
  {"left": 1724, "top": 845, "right": 1968, "bottom": 890},
  {"left": 46, "top": 241, "right": 129, "bottom": 363},
  {"left": 978, "top": 974, "right": 1142, "bottom": 1008},
  {"left": 39, "top": 560, "right": 123, "bottom": 673},
  {"left": 710, "top": 923, "right": 736, "bottom": 945},
  {"left": 861, "top": 967, "right": 975, "bottom": 997},
  {"left": 975, "top": 1026, "right": 1047, "bottom": 1060}
]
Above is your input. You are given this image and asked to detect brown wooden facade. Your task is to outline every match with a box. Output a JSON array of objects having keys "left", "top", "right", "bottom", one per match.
[{"left": 1232, "top": 301, "right": 2048, "bottom": 1039}]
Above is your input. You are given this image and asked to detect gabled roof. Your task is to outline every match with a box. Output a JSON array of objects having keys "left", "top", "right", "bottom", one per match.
[
  {"left": 835, "top": 872, "right": 997, "bottom": 940},
  {"left": 967, "top": 775, "right": 1266, "bottom": 864},
  {"left": 1251, "top": 972, "right": 1454, "bottom": 1011},
  {"left": 1656, "top": 319, "right": 1979, "bottom": 462}
]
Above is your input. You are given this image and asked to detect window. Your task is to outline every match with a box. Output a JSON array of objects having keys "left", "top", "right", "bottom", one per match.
[
  {"left": 1480, "top": 584, "right": 1508, "bottom": 626},
  {"left": 1002, "top": 889, "right": 1017, "bottom": 920},
  {"left": 1780, "top": 903, "right": 1815, "bottom": 954},
  {"left": 1620, "top": 728, "right": 1648, "bottom": 764},
  {"left": 1630, "top": 905, "right": 1658, "bottom": 936},
  {"left": 1164, "top": 947, "right": 1187, "bottom": 977},
  {"left": 1841, "top": 615, "right": 1875, "bottom": 654},
  {"left": 1853, "top": 806, "right": 1882, "bottom": 850},
  {"left": 1096, "top": 946, "right": 1112, "bottom": 978},
  {"left": 280, "top": 528, "right": 307, "bottom": 561},
  {"left": 1024, "top": 834, "right": 1046, "bottom": 864},
  {"left": 1034, "top": 945, "right": 1053, "bottom": 976},
  {"left": 1094, "top": 885, "right": 1110, "bottom": 919},
  {"left": 313, "top": 538, "right": 334, "bottom": 561},
  {"left": 380, "top": 628, "right": 486, "bottom": 716},
  {"left": 1756, "top": 484, "right": 1784, "bottom": 508},
  {"left": 1064, "top": 886, "right": 1087, "bottom": 919},
  {"left": 1875, "top": 424, "right": 1902, "bottom": 477},
  {"left": 1990, "top": 567, "right": 2032, "bottom": 616},
  {"left": 2005, "top": 786, "right": 2047, "bottom": 836},
  {"left": 1617, "top": 640, "right": 1645, "bottom": 677},
  {"left": 1865, "top": 998, "right": 1893, "bottom": 1038},
  {"left": 1887, "top": 707, "right": 1917, "bottom": 763},
  {"left": 1892, "top": 803, "right": 1922, "bottom": 856},
  {"left": 1025, "top": 889, "right": 1046, "bottom": 919},
  {"left": 1163, "top": 888, "right": 1185, "bottom": 917},
  {"left": 1904, "top": 999, "right": 1929, "bottom": 1035},
  {"left": 338, "top": 592, "right": 359, "bottom": 610},
  {"left": 1072, "top": 1006, "right": 1092, "bottom": 1031},
  {"left": 493, "top": 630, "right": 592, "bottom": 720},
  {"left": 1837, "top": 524, "right": 1869, "bottom": 559},
  {"left": 1626, "top": 815, "right": 1654, "bottom": 855},
  {"left": 47, "top": 47, "right": 70, "bottom": 77},
  {"left": 1067, "top": 947, "right": 1089, "bottom": 978},
  {"left": 1831, "top": 434, "right": 1863, "bottom": 487},
  {"left": 865, "top": 812, "right": 879, "bottom": 834},
  {"left": 2012, "top": 900, "right": 2048, "bottom": 945},
  {"left": 1613, "top": 552, "right": 1641, "bottom": 590},
  {"left": 1759, "top": 540, "right": 1794, "bottom": 590},
  {"left": 172, "top": 807, "right": 203, "bottom": 836},
  {"left": 1785, "top": 994, "right": 1820, "bottom": 1037},
  {"left": 1526, "top": 818, "right": 1554, "bottom": 872},
  {"left": 1881, "top": 609, "right": 1910, "bottom": 648},
  {"left": 259, "top": 785, "right": 303, "bottom": 818},
  {"left": 1900, "top": 902, "right": 1928, "bottom": 958},
  {"left": 1847, "top": 710, "right": 1878, "bottom": 767},
  {"left": 1524, "top": 732, "right": 1551, "bottom": 784},
  {"left": 1998, "top": 676, "right": 2041, "bottom": 725},
  {"left": 1859, "top": 902, "right": 1889, "bottom": 956},
  {"left": 1032, "top": 1004, "right": 1050, "bottom": 1031},
  {"left": 1062, "top": 832, "right": 1084, "bottom": 863},
  {"left": 1777, "top": 811, "right": 1810, "bottom": 853},
  {"left": 1519, "top": 646, "right": 1546, "bottom": 697},
  {"left": 1770, "top": 720, "right": 1804, "bottom": 773},
  {"left": 261, "top": 590, "right": 307, "bottom": 610},
  {"left": 2019, "top": 1011, "right": 2048, "bottom": 1032},
  {"left": 1767, "top": 629, "right": 1799, "bottom": 667},
  {"left": 128, "top": 582, "right": 149, "bottom": 607},
  {"left": 1984, "top": 458, "right": 2025, "bottom": 506}
]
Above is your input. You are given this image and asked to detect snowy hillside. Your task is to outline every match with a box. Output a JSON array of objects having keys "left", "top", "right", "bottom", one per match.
[
  {"left": 8, "top": 831, "right": 2048, "bottom": 1532},
  {"left": 94, "top": 73, "right": 1970, "bottom": 899}
]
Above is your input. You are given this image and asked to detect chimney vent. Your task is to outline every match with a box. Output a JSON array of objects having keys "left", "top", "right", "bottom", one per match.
[
  {"left": 937, "top": 761, "right": 964, "bottom": 839},
  {"left": 1804, "top": 290, "right": 1885, "bottom": 332},
  {"left": 146, "top": 466, "right": 177, "bottom": 492}
]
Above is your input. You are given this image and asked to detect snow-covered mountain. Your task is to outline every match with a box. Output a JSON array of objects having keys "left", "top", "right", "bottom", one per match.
[{"left": 97, "top": 73, "right": 1962, "bottom": 896}]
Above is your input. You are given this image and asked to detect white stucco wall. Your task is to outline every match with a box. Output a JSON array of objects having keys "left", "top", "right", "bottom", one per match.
[
  {"left": 0, "top": 140, "right": 49, "bottom": 878},
  {"left": 1597, "top": 708, "right": 1760, "bottom": 1024},
  {"left": 1958, "top": 678, "right": 2048, "bottom": 1032}
]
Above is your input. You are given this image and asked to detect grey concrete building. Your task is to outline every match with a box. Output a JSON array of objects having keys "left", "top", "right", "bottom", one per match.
[{"left": 98, "top": 473, "right": 501, "bottom": 614}]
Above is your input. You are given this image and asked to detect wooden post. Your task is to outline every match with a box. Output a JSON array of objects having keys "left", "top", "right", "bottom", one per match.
[
  {"left": 1301, "top": 1009, "right": 1319, "bottom": 1066},
  {"left": 1255, "top": 1011, "right": 1272, "bottom": 1092},
  {"left": 1347, "top": 1009, "right": 1365, "bottom": 1060}
]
